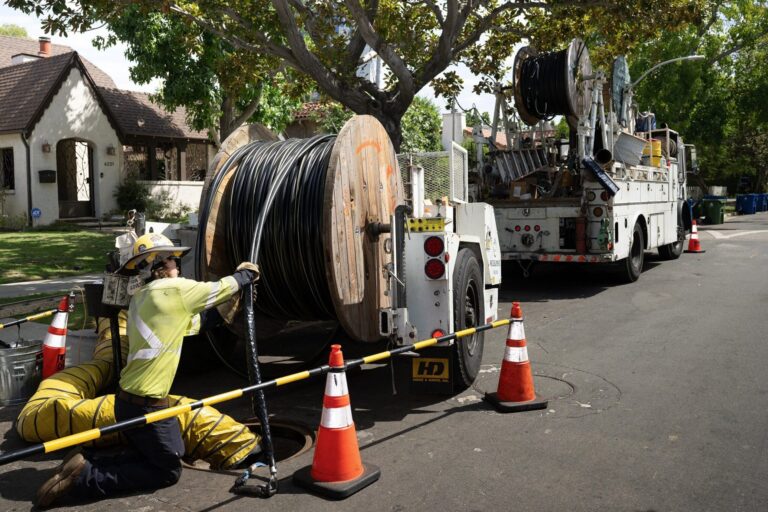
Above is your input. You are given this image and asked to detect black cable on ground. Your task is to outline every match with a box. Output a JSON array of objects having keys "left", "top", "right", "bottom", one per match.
[{"left": 195, "top": 135, "right": 338, "bottom": 497}]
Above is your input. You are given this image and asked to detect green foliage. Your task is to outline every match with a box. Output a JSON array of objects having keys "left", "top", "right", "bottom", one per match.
[
  {"left": 465, "top": 109, "right": 491, "bottom": 129},
  {"left": 629, "top": 1, "right": 768, "bottom": 192},
  {"left": 113, "top": 176, "right": 150, "bottom": 213},
  {"left": 313, "top": 96, "right": 441, "bottom": 153},
  {"left": 400, "top": 97, "right": 443, "bottom": 153},
  {"left": 555, "top": 118, "right": 570, "bottom": 139},
  {"left": 145, "top": 190, "right": 192, "bottom": 223},
  {"left": 5, "top": 0, "right": 708, "bottom": 149},
  {"left": 0, "top": 24, "right": 28, "bottom": 37},
  {"left": 312, "top": 102, "right": 355, "bottom": 135}
]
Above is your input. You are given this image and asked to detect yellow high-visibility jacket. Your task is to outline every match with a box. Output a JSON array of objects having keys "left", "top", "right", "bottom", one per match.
[{"left": 119, "top": 276, "right": 240, "bottom": 398}]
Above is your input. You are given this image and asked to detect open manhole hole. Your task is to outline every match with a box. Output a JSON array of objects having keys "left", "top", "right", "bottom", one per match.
[
  {"left": 186, "top": 417, "right": 315, "bottom": 471},
  {"left": 242, "top": 417, "right": 316, "bottom": 462}
]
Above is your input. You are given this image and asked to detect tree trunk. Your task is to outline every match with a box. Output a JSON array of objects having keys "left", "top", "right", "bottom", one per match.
[
  {"left": 373, "top": 112, "right": 403, "bottom": 152},
  {"left": 220, "top": 96, "right": 235, "bottom": 142}
]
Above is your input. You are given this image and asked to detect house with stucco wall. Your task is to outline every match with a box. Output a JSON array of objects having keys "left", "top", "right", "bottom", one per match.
[{"left": 0, "top": 35, "right": 213, "bottom": 226}]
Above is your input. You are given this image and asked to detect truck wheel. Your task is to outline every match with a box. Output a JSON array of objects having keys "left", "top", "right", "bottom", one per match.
[
  {"left": 453, "top": 248, "right": 485, "bottom": 391},
  {"left": 620, "top": 222, "right": 645, "bottom": 283},
  {"left": 658, "top": 237, "right": 684, "bottom": 260}
]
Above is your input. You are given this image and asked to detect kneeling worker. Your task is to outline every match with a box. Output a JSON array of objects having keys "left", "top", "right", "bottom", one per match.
[{"left": 35, "top": 233, "right": 261, "bottom": 507}]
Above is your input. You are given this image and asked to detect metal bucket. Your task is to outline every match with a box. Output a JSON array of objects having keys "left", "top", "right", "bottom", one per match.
[{"left": 0, "top": 341, "right": 43, "bottom": 406}]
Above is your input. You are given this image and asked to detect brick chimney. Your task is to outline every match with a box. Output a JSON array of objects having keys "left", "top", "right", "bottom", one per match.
[{"left": 38, "top": 36, "right": 51, "bottom": 57}]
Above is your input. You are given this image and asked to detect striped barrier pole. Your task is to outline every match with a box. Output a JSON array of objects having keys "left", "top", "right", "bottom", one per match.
[
  {"left": 0, "top": 317, "right": 512, "bottom": 465},
  {"left": 0, "top": 309, "right": 59, "bottom": 349}
]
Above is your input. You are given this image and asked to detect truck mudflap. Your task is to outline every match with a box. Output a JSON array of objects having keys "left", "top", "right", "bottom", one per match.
[{"left": 502, "top": 252, "right": 615, "bottom": 262}]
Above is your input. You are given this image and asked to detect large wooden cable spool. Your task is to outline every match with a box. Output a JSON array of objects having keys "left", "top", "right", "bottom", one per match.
[
  {"left": 323, "top": 115, "right": 404, "bottom": 341},
  {"left": 198, "top": 115, "right": 404, "bottom": 342}
]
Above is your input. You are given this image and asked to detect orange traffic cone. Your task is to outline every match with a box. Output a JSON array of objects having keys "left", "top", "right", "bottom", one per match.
[
  {"left": 684, "top": 220, "right": 705, "bottom": 253},
  {"left": 293, "top": 344, "right": 380, "bottom": 499},
  {"left": 484, "top": 302, "right": 548, "bottom": 413},
  {"left": 41, "top": 295, "right": 70, "bottom": 379}
]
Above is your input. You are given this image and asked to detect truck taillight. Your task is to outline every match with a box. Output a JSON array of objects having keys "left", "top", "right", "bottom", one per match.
[
  {"left": 524, "top": 225, "right": 531, "bottom": 232},
  {"left": 593, "top": 207, "right": 604, "bottom": 217},
  {"left": 424, "top": 236, "right": 444, "bottom": 256},
  {"left": 514, "top": 225, "right": 521, "bottom": 232},
  {"left": 600, "top": 191, "right": 609, "bottom": 201},
  {"left": 424, "top": 258, "right": 445, "bottom": 279},
  {"left": 534, "top": 225, "right": 541, "bottom": 232},
  {"left": 431, "top": 329, "right": 445, "bottom": 338}
]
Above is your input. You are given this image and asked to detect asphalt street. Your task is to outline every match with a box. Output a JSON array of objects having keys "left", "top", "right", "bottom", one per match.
[{"left": 1, "top": 213, "right": 767, "bottom": 511}]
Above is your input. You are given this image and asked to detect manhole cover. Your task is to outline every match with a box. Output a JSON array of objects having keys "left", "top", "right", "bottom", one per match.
[{"left": 475, "top": 362, "right": 621, "bottom": 417}]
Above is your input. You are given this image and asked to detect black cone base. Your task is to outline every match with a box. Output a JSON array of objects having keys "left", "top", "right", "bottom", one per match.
[
  {"left": 684, "top": 249, "right": 706, "bottom": 253},
  {"left": 484, "top": 392, "right": 548, "bottom": 413},
  {"left": 293, "top": 463, "right": 381, "bottom": 499}
]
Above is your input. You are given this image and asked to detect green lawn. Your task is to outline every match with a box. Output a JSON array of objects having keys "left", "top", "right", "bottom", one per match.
[{"left": 0, "top": 230, "right": 115, "bottom": 284}]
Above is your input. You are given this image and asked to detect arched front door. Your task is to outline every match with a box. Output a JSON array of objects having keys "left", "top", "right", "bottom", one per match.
[{"left": 57, "top": 138, "right": 94, "bottom": 218}]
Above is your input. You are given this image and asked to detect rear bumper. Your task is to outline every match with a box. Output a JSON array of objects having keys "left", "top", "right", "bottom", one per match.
[{"left": 502, "top": 252, "right": 615, "bottom": 263}]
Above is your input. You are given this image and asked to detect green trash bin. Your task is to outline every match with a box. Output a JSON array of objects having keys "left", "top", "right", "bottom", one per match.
[{"left": 702, "top": 197, "right": 726, "bottom": 225}]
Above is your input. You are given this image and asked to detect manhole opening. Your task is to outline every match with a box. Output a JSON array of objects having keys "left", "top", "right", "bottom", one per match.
[{"left": 243, "top": 418, "right": 316, "bottom": 462}]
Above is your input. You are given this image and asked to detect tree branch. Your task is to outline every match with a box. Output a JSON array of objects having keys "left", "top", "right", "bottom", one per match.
[
  {"left": 422, "top": 0, "right": 445, "bottom": 26},
  {"left": 415, "top": 0, "right": 462, "bottom": 89},
  {"left": 708, "top": 35, "right": 768, "bottom": 65},
  {"left": 694, "top": 0, "right": 724, "bottom": 51},
  {"left": 232, "top": 95, "right": 263, "bottom": 132},
  {"left": 343, "top": 0, "right": 415, "bottom": 97},
  {"left": 344, "top": 0, "right": 379, "bottom": 72},
  {"left": 169, "top": 3, "right": 298, "bottom": 68},
  {"left": 270, "top": 0, "right": 371, "bottom": 111}
]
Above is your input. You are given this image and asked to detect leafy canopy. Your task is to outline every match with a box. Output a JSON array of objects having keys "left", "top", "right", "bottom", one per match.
[
  {"left": 628, "top": 1, "right": 768, "bottom": 192},
  {"left": 7, "top": 0, "right": 706, "bottom": 148},
  {"left": 0, "top": 24, "right": 29, "bottom": 37}
]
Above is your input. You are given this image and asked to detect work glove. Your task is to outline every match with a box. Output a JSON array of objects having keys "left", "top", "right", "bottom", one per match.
[
  {"left": 236, "top": 262, "right": 260, "bottom": 282},
  {"left": 218, "top": 263, "right": 260, "bottom": 325}
]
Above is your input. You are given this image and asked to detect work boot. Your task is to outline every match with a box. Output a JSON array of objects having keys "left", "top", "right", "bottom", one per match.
[{"left": 34, "top": 449, "right": 87, "bottom": 508}]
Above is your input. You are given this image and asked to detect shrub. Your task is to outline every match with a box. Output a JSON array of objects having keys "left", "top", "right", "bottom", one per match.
[
  {"left": 145, "top": 190, "right": 192, "bottom": 223},
  {"left": 114, "top": 177, "right": 150, "bottom": 212}
]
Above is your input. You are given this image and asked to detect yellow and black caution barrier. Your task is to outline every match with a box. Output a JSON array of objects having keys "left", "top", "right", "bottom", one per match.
[
  {"left": 0, "top": 317, "right": 512, "bottom": 465},
  {"left": 0, "top": 309, "right": 58, "bottom": 348},
  {"left": 0, "top": 308, "right": 58, "bottom": 331}
]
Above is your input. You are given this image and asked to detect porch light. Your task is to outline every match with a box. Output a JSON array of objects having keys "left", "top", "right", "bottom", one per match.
[
  {"left": 41, "top": 141, "right": 51, "bottom": 153},
  {"left": 106, "top": 144, "right": 116, "bottom": 156}
]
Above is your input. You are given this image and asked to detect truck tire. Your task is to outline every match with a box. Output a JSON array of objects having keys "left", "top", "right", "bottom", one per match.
[
  {"left": 453, "top": 248, "right": 485, "bottom": 391},
  {"left": 658, "top": 237, "right": 684, "bottom": 260},
  {"left": 620, "top": 222, "right": 645, "bottom": 283}
]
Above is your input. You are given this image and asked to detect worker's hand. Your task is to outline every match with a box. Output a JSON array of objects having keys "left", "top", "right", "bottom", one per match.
[{"left": 236, "top": 262, "right": 260, "bottom": 282}]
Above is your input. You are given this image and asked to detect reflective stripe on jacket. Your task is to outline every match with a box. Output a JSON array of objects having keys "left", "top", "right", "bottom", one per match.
[{"left": 119, "top": 276, "right": 239, "bottom": 398}]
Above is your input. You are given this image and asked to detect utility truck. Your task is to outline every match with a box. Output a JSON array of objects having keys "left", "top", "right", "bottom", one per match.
[{"left": 469, "top": 39, "right": 697, "bottom": 282}]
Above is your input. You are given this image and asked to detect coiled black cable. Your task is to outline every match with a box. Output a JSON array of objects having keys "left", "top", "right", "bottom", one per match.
[
  {"left": 197, "top": 135, "right": 337, "bottom": 320},
  {"left": 519, "top": 47, "right": 572, "bottom": 121},
  {"left": 196, "top": 135, "right": 338, "bottom": 493}
]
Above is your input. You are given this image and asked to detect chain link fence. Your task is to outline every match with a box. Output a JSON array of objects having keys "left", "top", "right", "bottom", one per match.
[{"left": 397, "top": 142, "right": 468, "bottom": 203}]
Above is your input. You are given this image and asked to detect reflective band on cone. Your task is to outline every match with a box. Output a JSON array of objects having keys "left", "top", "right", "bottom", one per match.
[
  {"left": 485, "top": 302, "right": 548, "bottom": 413},
  {"left": 42, "top": 297, "right": 69, "bottom": 379},
  {"left": 293, "top": 344, "right": 380, "bottom": 499},
  {"left": 685, "top": 220, "right": 706, "bottom": 253}
]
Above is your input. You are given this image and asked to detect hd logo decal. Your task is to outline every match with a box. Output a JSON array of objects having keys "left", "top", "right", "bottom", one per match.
[{"left": 412, "top": 358, "right": 449, "bottom": 382}]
